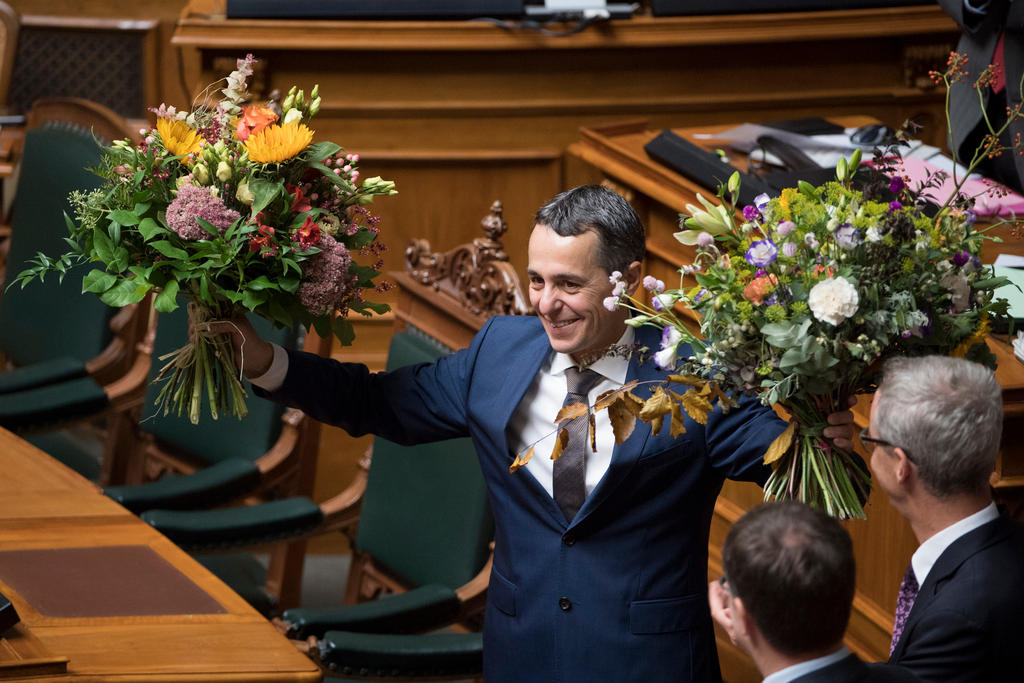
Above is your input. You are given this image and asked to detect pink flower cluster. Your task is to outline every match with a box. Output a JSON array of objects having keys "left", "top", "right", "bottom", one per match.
[
  {"left": 166, "top": 184, "right": 241, "bottom": 241},
  {"left": 299, "top": 233, "right": 352, "bottom": 316}
]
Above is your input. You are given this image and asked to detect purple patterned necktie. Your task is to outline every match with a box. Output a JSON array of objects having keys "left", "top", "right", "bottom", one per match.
[
  {"left": 553, "top": 367, "right": 602, "bottom": 523},
  {"left": 890, "top": 564, "right": 919, "bottom": 655}
]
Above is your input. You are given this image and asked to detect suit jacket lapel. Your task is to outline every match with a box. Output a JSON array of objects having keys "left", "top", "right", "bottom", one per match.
[{"left": 894, "top": 516, "right": 1012, "bottom": 657}]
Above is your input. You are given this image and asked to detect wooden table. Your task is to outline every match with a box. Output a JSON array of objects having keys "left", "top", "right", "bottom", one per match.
[
  {"left": 566, "top": 119, "right": 1024, "bottom": 682},
  {"left": 0, "top": 427, "right": 321, "bottom": 682}
]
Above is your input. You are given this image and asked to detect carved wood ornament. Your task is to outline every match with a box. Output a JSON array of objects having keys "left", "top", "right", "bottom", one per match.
[{"left": 405, "top": 200, "right": 533, "bottom": 318}]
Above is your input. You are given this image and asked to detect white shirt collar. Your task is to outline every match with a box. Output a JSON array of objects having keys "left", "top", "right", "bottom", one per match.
[
  {"left": 548, "top": 327, "right": 634, "bottom": 385},
  {"left": 912, "top": 502, "right": 999, "bottom": 585},
  {"left": 762, "top": 646, "right": 849, "bottom": 683}
]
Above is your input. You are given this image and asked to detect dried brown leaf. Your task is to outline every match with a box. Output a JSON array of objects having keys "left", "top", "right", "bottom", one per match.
[
  {"left": 509, "top": 445, "right": 535, "bottom": 473},
  {"left": 607, "top": 397, "right": 637, "bottom": 444},
  {"left": 549, "top": 428, "right": 570, "bottom": 461},
  {"left": 589, "top": 411, "right": 597, "bottom": 452},
  {"left": 672, "top": 388, "right": 713, "bottom": 425},
  {"left": 594, "top": 380, "right": 639, "bottom": 412},
  {"left": 666, "top": 374, "right": 705, "bottom": 387},
  {"left": 555, "top": 401, "right": 589, "bottom": 424},
  {"left": 763, "top": 422, "right": 797, "bottom": 465},
  {"left": 670, "top": 400, "right": 687, "bottom": 438},
  {"left": 640, "top": 386, "right": 674, "bottom": 435},
  {"left": 710, "top": 383, "right": 737, "bottom": 412}
]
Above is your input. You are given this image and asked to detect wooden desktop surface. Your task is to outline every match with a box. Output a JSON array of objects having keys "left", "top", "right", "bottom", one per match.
[{"left": 0, "top": 427, "right": 321, "bottom": 682}]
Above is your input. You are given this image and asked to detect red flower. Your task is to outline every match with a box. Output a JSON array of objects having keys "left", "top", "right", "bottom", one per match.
[
  {"left": 294, "top": 214, "right": 321, "bottom": 249},
  {"left": 287, "top": 184, "right": 312, "bottom": 213},
  {"left": 248, "top": 213, "right": 279, "bottom": 257}
]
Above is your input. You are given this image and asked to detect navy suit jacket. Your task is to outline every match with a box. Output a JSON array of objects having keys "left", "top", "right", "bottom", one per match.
[
  {"left": 262, "top": 316, "right": 785, "bottom": 682},
  {"left": 790, "top": 653, "right": 918, "bottom": 683},
  {"left": 889, "top": 515, "right": 1024, "bottom": 682}
]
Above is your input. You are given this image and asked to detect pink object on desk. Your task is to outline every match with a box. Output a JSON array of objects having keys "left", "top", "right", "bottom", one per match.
[{"left": 892, "top": 157, "right": 1024, "bottom": 217}]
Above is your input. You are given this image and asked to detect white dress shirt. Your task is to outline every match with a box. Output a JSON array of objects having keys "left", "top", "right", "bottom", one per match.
[
  {"left": 911, "top": 502, "right": 999, "bottom": 586},
  {"left": 762, "top": 646, "right": 850, "bottom": 683}
]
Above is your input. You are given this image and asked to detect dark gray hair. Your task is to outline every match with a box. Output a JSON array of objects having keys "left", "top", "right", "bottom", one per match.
[
  {"left": 533, "top": 185, "right": 646, "bottom": 274},
  {"left": 723, "top": 502, "right": 855, "bottom": 657},
  {"left": 875, "top": 355, "right": 1001, "bottom": 498}
]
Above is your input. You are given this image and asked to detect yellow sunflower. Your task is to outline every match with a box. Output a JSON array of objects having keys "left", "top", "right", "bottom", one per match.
[
  {"left": 156, "top": 118, "right": 202, "bottom": 158},
  {"left": 244, "top": 123, "right": 314, "bottom": 163}
]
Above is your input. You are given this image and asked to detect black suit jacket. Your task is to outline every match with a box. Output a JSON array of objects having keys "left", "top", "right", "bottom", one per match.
[
  {"left": 790, "top": 653, "right": 918, "bottom": 683},
  {"left": 889, "top": 515, "right": 1024, "bottom": 682}
]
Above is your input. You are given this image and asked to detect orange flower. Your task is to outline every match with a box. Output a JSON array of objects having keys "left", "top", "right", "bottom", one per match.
[
  {"left": 812, "top": 264, "right": 835, "bottom": 278},
  {"left": 743, "top": 275, "right": 778, "bottom": 305},
  {"left": 236, "top": 104, "right": 279, "bottom": 141}
]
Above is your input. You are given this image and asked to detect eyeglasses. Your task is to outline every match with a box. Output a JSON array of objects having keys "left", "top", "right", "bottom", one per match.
[{"left": 859, "top": 427, "right": 913, "bottom": 462}]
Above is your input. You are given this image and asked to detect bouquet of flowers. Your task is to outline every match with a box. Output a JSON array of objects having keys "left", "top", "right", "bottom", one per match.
[
  {"left": 10, "top": 55, "right": 397, "bottom": 423},
  {"left": 598, "top": 56, "right": 1020, "bottom": 519}
]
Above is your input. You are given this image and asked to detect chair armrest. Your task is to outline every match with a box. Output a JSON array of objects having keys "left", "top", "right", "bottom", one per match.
[
  {"left": 0, "top": 356, "right": 86, "bottom": 394},
  {"left": 315, "top": 631, "right": 482, "bottom": 680},
  {"left": 0, "top": 376, "right": 107, "bottom": 434},
  {"left": 139, "top": 497, "right": 324, "bottom": 552},
  {"left": 281, "top": 584, "right": 460, "bottom": 640},
  {"left": 104, "top": 457, "right": 262, "bottom": 514}
]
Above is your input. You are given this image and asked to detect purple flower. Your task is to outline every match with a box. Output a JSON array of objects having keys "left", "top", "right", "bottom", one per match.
[
  {"left": 964, "top": 209, "right": 977, "bottom": 227},
  {"left": 299, "top": 233, "right": 352, "bottom": 316},
  {"left": 696, "top": 231, "right": 715, "bottom": 248},
  {"left": 166, "top": 184, "right": 240, "bottom": 241},
  {"left": 742, "top": 205, "right": 760, "bottom": 222},
  {"left": 781, "top": 242, "right": 798, "bottom": 258},
  {"left": 889, "top": 200, "right": 903, "bottom": 212},
  {"left": 776, "top": 220, "right": 796, "bottom": 237},
  {"left": 643, "top": 275, "right": 665, "bottom": 293},
  {"left": 603, "top": 296, "right": 619, "bottom": 312},
  {"left": 835, "top": 224, "right": 860, "bottom": 249},
  {"left": 693, "top": 288, "right": 708, "bottom": 304},
  {"left": 744, "top": 239, "right": 778, "bottom": 268},
  {"left": 952, "top": 251, "right": 971, "bottom": 267},
  {"left": 889, "top": 175, "right": 905, "bottom": 194},
  {"left": 754, "top": 193, "right": 771, "bottom": 211}
]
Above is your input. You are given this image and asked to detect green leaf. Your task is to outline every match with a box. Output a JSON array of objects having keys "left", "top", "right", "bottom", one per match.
[
  {"left": 138, "top": 217, "right": 165, "bottom": 241},
  {"left": 247, "top": 275, "right": 278, "bottom": 291},
  {"left": 150, "top": 240, "right": 189, "bottom": 260},
  {"left": 332, "top": 316, "right": 356, "bottom": 346},
  {"left": 93, "top": 228, "right": 115, "bottom": 264},
  {"left": 761, "top": 319, "right": 811, "bottom": 349},
  {"left": 353, "top": 301, "right": 390, "bottom": 315},
  {"left": 305, "top": 141, "right": 342, "bottom": 162},
  {"left": 154, "top": 280, "right": 180, "bottom": 312},
  {"left": 109, "top": 209, "right": 141, "bottom": 226},
  {"left": 82, "top": 269, "right": 117, "bottom": 294},
  {"left": 134, "top": 201, "right": 151, "bottom": 216},
  {"left": 195, "top": 217, "right": 220, "bottom": 238},
  {"left": 241, "top": 289, "right": 267, "bottom": 309},
  {"left": 278, "top": 276, "right": 300, "bottom": 293},
  {"left": 100, "top": 278, "right": 150, "bottom": 306},
  {"left": 250, "top": 178, "right": 282, "bottom": 215}
]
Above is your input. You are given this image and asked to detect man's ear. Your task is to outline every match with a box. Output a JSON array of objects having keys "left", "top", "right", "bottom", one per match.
[
  {"left": 731, "top": 595, "right": 752, "bottom": 641},
  {"left": 622, "top": 261, "right": 643, "bottom": 292},
  {"left": 894, "top": 448, "right": 914, "bottom": 486}
]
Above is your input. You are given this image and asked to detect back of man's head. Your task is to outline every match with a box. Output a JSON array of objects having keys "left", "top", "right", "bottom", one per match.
[
  {"left": 875, "top": 355, "right": 1001, "bottom": 498},
  {"left": 722, "top": 502, "right": 855, "bottom": 658},
  {"left": 533, "top": 185, "right": 646, "bottom": 275}
]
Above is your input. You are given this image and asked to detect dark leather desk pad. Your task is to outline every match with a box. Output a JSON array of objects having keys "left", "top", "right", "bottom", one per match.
[{"left": 0, "top": 545, "right": 226, "bottom": 617}]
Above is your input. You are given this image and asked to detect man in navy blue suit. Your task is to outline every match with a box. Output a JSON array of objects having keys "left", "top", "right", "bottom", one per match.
[
  {"left": 708, "top": 502, "right": 918, "bottom": 683},
  {"left": 220, "top": 185, "right": 856, "bottom": 682},
  {"left": 866, "top": 355, "right": 1024, "bottom": 682}
]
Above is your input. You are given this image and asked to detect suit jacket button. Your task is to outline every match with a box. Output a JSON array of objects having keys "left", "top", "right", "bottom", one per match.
[
  {"left": 558, "top": 597, "right": 572, "bottom": 611},
  {"left": 563, "top": 534, "right": 575, "bottom": 546}
]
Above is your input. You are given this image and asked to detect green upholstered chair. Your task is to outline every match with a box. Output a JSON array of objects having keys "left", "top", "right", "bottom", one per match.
[
  {"left": 132, "top": 329, "right": 493, "bottom": 678},
  {"left": 101, "top": 303, "right": 317, "bottom": 614}
]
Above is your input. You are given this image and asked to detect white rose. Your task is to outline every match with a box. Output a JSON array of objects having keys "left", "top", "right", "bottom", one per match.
[
  {"left": 283, "top": 108, "right": 303, "bottom": 125},
  {"left": 808, "top": 277, "right": 859, "bottom": 326}
]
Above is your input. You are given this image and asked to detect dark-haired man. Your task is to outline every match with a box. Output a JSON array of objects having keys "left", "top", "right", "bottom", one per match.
[
  {"left": 217, "top": 185, "right": 856, "bottom": 682},
  {"left": 866, "top": 355, "right": 1024, "bottom": 682},
  {"left": 708, "top": 502, "right": 918, "bottom": 683}
]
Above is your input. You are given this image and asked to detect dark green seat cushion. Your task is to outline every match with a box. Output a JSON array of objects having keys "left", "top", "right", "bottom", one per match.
[
  {"left": 105, "top": 458, "right": 262, "bottom": 514},
  {"left": 0, "top": 357, "right": 87, "bottom": 394},
  {"left": 140, "top": 497, "right": 324, "bottom": 551},
  {"left": 317, "top": 631, "right": 482, "bottom": 679},
  {"left": 0, "top": 376, "right": 107, "bottom": 433},
  {"left": 282, "top": 584, "right": 460, "bottom": 640},
  {"left": 26, "top": 430, "right": 102, "bottom": 481}
]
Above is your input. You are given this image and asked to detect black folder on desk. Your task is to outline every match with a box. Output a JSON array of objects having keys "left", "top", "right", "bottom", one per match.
[{"left": 644, "top": 129, "right": 840, "bottom": 207}]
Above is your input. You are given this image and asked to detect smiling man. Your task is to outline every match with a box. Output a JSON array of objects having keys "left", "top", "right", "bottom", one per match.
[{"left": 222, "top": 184, "right": 856, "bottom": 682}]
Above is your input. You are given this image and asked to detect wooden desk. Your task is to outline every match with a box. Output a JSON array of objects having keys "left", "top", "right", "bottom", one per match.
[
  {"left": 566, "top": 120, "right": 1024, "bottom": 682},
  {"left": 0, "top": 427, "right": 321, "bottom": 682}
]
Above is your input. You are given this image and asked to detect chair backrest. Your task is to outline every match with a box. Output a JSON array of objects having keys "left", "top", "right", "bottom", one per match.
[
  {"left": 140, "top": 305, "right": 298, "bottom": 467},
  {"left": 0, "top": 125, "right": 114, "bottom": 367},
  {"left": 354, "top": 330, "right": 495, "bottom": 590},
  {"left": 0, "top": 2, "right": 17, "bottom": 107}
]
